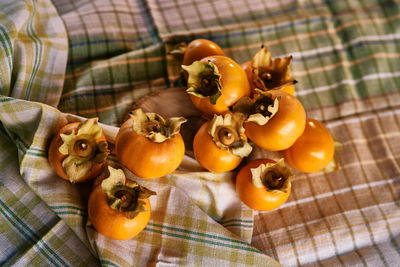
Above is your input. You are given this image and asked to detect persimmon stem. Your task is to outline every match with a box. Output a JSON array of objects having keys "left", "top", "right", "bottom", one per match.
[
  {"left": 264, "top": 171, "right": 285, "bottom": 190},
  {"left": 254, "top": 96, "right": 275, "bottom": 117},
  {"left": 115, "top": 189, "right": 135, "bottom": 209},
  {"left": 71, "top": 135, "right": 96, "bottom": 159},
  {"left": 217, "top": 126, "right": 240, "bottom": 147},
  {"left": 145, "top": 121, "right": 163, "bottom": 134},
  {"left": 200, "top": 74, "right": 219, "bottom": 96}
]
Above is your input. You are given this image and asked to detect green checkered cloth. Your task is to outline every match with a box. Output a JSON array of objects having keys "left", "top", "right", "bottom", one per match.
[{"left": 1, "top": 0, "right": 400, "bottom": 266}]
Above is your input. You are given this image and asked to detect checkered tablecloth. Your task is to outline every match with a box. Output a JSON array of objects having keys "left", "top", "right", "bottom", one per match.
[{"left": 1, "top": 0, "right": 400, "bottom": 266}]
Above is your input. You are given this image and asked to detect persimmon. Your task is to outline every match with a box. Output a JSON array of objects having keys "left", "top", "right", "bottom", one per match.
[
  {"left": 236, "top": 158, "right": 292, "bottom": 211},
  {"left": 88, "top": 166, "right": 156, "bottom": 240},
  {"left": 169, "top": 39, "right": 225, "bottom": 65},
  {"left": 235, "top": 89, "right": 306, "bottom": 151},
  {"left": 115, "top": 109, "right": 186, "bottom": 179},
  {"left": 182, "top": 55, "right": 251, "bottom": 116},
  {"left": 48, "top": 118, "right": 109, "bottom": 183},
  {"left": 182, "top": 39, "right": 225, "bottom": 66},
  {"left": 242, "top": 46, "right": 296, "bottom": 95},
  {"left": 283, "top": 118, "right": 335, "bottom": 173},
  {"left": 193, "top": 113, "right": 252, "bottom": 173}
]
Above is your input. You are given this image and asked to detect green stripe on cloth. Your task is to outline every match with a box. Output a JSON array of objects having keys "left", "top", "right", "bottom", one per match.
[
  {"left": 0, "top": 129, "right": 99, "bottom": 266},
  {"left": 1, "top": 0, "right": 400, "bottom": 265},
  {"left": 0, "top": 0, "right": 68, "bottom": 106}
]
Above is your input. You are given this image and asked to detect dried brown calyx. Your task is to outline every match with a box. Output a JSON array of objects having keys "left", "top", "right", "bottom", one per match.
[
  {"left": 181, "top": 61, "right": 222, "bottom": 105},
  {"left": 251, "top": 46, "right": 296, "bottom": 91},
  {"left": 232, "top": 90, "right": 279, "bottom": 126},
  {"left": 101, "top": 166, "right": 156, "bottom": 219},
  {"left": 130, "top": 108, "right": 187, "bottom": 143},
  {"left": 208, "top": 113, "right": 252, "bottom": 157},
  {"left": 59, "top": 118, "right": 109, "bottom": 183},
  {"left": 250, "top": 159, "right": 292, "bottom": 193}
]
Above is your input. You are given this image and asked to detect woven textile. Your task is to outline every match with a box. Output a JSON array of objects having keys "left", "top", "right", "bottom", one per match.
[{"left": 1, "top": 0, "right": 400, "bottom": 266}]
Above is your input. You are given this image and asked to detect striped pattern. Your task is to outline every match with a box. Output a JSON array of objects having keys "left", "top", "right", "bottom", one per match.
[
  {"left": 0, "top": 0, "right": 68, "bottom": 107},
  {"left": 1, "top": 0, "right": 400, "bottom": 266},
  {"left": 252, "top": 107, "right": 400, "bottom": 266}
]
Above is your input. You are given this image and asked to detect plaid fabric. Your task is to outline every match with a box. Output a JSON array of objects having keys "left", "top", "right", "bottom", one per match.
[{"left": 1, "top": 0, "right": 400, "bottom": 266}]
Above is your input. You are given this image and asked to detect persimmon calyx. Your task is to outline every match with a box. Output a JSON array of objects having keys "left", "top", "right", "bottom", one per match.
[
  {"left": 250, "top": 159, "right": 292, "bottom": 193},
  {"left": 324, "top": 137, "right": 343, "bottom": 173},
  {"left": 101, "top": 166, "right": 156, "bottom": 219},
  {"left": 182, "top": 61, "right": 222, "bottom": 105},
  {"left": 130, "top": 108, "right": 187, "bottom": 143},
  {"left": 58, "top": 118, "right": 109, "bottom": 183},
  {"left": 232, "top": 90, "right": 279, "bottom": 126},
  {"left": 208, "top": 113, "right": 252, "bottom": 157},
  {"left": 251, "top": 46, "right": 295, "bottom": 91}
]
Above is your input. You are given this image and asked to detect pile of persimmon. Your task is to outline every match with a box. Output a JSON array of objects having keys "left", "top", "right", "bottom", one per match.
[
  {"left": 179, "top": 39, "right": 340, "bottom": 211},
  {"left": 47, "top": 38, "right": 341, "bottom": 242}
]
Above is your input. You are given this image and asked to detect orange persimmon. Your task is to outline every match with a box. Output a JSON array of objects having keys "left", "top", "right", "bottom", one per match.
[
  {"left": 193, "top": 113, "right": 252, "bottom": 173},
  {"left": 283, "top": 118, "right": 335, "bottom": 173},
  {"left": 48, "top": 118, "right": 109, "bottom": 183},
  {"left": 182, "top": 39, "right": 225, "bottom": 66},
  {"left": 236, "top": 158, "right": 292, "bottom": 211},
  {"left": 243, "top": 90, "right": 306, "bottom": 151},
  {"left": 182, "top": 55, "right": 251, "bottom": 116},
  {"left": 88, "top": 167, "right": 155, "bottom": 240},
  {"left": 115, "top": 109, "right": 186, "bottom": 179}
]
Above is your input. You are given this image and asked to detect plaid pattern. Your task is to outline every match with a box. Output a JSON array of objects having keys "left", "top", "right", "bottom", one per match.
[
  {"left": 1, "top": 0, "right": 400, "bottom": 266},
  {"left": 0, "top": 0, "right": 68, "bottom": 106}
]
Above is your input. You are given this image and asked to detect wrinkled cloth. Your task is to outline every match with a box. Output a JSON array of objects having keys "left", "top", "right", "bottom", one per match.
[{"left": 1, "top": 0, "right": 400, "bottom": 266}]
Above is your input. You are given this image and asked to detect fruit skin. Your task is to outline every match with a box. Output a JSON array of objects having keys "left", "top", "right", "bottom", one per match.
[
  {"left": 244, "top": 90, "right": 306, "bottom": 151},
  {"left": 241, "top": 60, "right": 295, "bottom": 95},
  {"left": 241, "top": 61, "right": 257, "bottom": 92},
  {"left": 48, "top": 122, "right": 107, "bottom": 183},
  {"left": 283, "top": 118, "right": 335, "bottom": 173},
  {"left": 88, "top": 184, "right": 151, "bottom": 240},
  {"left": 193, "top": 120, "right": 243, "bottom": 173},
  {"left": 236, "top": 159, "right": 290, "bottom": 211},
  {"left": 115, "top": 117, "right": 185, "bottom": 179},
  {"left": 182, "top": 39, "right": 225, "bottom": 66},
  {"left": 189, "top": 55, "right": 251, "bottom": 116}
]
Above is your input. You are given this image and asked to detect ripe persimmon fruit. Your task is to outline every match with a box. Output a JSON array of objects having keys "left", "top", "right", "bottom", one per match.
[
  {"left": 283, "top": 118, "right": 335, "bottom": 173},
  {"left": 115, "top": 109, "right": 186, "bottom": 179},
  {"left": 48, "top": 118, "right": 109, "bottom": 183},
  {"left": 182, "top": 55, "right": 251, "bottom": 116},
  {"left": 88, "top": 167, "right": 155, "bottom": 240},
  {"left": 182, "top": 39, "right": 225, "bottom": 66},
  {"left": 193, "top": 113, "right": 252, "bottom": 173},
  {"left": 243, "top": 90, "right": 306, "bottom": 151},
  {"left": 236, "top": 158, "right": 292, "bottom": 211}
]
